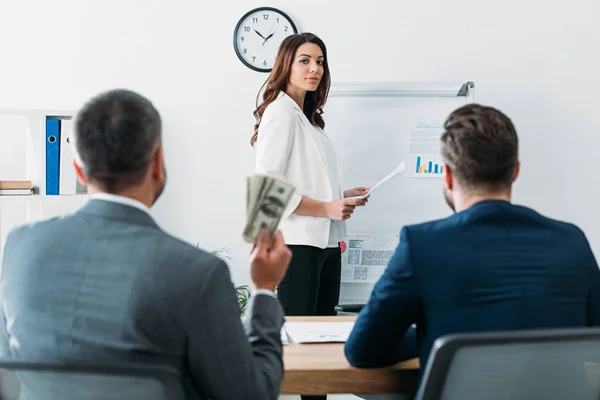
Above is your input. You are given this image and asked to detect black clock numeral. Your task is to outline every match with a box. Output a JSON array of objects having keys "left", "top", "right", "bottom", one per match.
[
  {"left": 277, "top": 17, "right": 280, "bottom": 23},
  {"left": 244, "top": 26, "right": 250, "bottom": 32},
  {"left": 240, "top": 36, "right": 244, "bottom": 42},
  {"left": 263, "top": 14, "right": 269, "bottom": 20},
  {"left": 252, "top": 56, "right": 256, "bottom": 62},
  {"left": 284, "top": 26, "right": 289, "bottom": 32},
  {"left": 252, "top": 17, "right": 258, "bottom": 23},
  {"left": 243, "top": 48, "right": 247, "bottom": 54},
  {"left": 263, "top": 60, "right": 267, "bottom": 66}
]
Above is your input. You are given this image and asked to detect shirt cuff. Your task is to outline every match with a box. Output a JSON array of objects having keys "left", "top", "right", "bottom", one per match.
[{"left": 253, "top": 289, "right": 276, "bottom": 297}]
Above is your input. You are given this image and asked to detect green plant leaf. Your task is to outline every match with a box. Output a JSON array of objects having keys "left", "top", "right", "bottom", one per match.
[
  {"left": 235, "top": 284, "right": 252, "bottom": 316},
  {"left": 204, "top": 246, "right": 250, "bottom": 314}
]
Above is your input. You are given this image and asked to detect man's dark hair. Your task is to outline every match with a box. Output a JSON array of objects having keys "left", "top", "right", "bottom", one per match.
[
  {"left": 74, "top": 89, "right": 161, "bottom": 193},
  {"left": 441, "top": 103, "right": 519, "bottom": 190}
]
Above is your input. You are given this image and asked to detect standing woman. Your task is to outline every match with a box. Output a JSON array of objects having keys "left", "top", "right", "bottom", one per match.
[{"left": 252, "top": 32, "right": 369, "bottom": 350}]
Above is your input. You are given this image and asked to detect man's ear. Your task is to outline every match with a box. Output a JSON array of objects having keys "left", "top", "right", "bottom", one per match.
[
  {"left": 151, "top": 147, "right": 165, "bottom": 181},
  {"left": 512, "top": 160, "right": 520, "bottom": 182},
  {"left": 73, "top": 161, "right": 88, "bottom": 185},
  {"left": 443, "top": 164, "right": 453, "bottom": 191}
]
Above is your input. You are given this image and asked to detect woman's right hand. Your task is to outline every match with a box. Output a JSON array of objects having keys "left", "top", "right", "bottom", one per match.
[{"left": 325, "top": 199, "right": 359, "bottom": 220}]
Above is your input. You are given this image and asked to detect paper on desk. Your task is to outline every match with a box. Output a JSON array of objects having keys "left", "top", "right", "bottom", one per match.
[
  {"left": 281, "top": 326, "right": 289, "bottom": 345},
  {"left": 348, "top": 161, "right": 405, "bottom": 200},
  {"left": 283, "top": 321, "right": 355, "bottom": 343}
]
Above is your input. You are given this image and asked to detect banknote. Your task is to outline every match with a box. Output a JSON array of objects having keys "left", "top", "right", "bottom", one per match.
[
  {"left": 246, "top": 175, "right": 266, "bottom": 220},
  {"left": 244, "top": 174, "right": 296, "bottom": 243}
]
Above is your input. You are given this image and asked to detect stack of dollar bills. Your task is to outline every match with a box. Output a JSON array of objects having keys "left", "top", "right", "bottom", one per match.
[{"left": 243, "top": 174, "right": 296, "bottom": 243}]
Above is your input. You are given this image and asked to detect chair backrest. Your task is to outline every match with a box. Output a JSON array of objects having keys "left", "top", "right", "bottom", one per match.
[
  {"left": 416, "top": 328, "right": 600, "bottom": 400},
  {"left": 0, "top": 359, "right": 185, "bottom": 400}
]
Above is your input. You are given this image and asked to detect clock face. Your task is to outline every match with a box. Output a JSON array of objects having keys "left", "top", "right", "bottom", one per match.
[{"left": 233, "top": 7, "right": 298, "bottom": 72}]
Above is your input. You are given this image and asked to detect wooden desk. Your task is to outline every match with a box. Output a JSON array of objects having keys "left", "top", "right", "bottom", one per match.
[{"left": 281, "top": 316, "right": 420, "bottom": 395}]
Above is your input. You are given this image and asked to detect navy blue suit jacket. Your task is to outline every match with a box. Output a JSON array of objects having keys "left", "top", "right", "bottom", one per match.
[{"left": 345, "top": 200, "right": 600, "bottom": 372}]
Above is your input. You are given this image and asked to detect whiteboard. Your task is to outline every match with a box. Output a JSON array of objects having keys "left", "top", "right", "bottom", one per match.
[{"left": 324, "top": 82, "right": 475, "bottom": 302}]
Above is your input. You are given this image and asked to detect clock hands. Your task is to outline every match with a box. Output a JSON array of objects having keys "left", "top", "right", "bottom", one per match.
[
  {"left": 261, "top": 20, "right": 277, "bottom": 46},
  {"left": 253, "top": 29, "right": 266, "bottom": 40},
  {"left": 251, "top": 21, "right": 277, "bottom": 47}
]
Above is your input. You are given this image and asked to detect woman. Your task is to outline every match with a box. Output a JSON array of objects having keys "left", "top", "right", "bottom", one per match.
[{"left": 252, "top": 33, "right": 369, "bottom": 326}]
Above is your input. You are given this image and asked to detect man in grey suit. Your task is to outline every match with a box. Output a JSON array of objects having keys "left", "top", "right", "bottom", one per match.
[{"left": 0, "top": 89, "right": 292, "bottom": 400}]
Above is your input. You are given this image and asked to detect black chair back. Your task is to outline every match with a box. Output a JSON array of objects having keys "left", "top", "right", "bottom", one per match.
[{"left": 416, "top": 328, "right": 600, "bottom": 400}]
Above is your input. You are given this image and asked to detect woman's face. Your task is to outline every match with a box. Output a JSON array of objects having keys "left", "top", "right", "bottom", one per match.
[{"left": 288, "top": 43, "right": 324, "bottom": 93}]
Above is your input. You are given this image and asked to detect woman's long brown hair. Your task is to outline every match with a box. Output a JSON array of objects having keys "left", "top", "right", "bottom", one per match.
[{"left": 251, "top": 32, "right": 331, "bottom": 147}]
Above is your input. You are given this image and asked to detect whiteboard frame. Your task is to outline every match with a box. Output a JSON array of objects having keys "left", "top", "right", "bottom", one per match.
[{"left": 329, "top": 81, "right": 475, "bottom": 100}]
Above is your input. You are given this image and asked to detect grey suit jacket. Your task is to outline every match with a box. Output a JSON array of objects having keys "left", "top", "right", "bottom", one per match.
[{"left": 0, "top": 199, "right": 285, "bottom": 400}]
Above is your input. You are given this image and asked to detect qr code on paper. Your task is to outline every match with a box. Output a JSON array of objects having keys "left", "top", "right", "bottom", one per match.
[
  {"left": 353, "top": 266, "right": 368, "bottom": 281},
  {"left": 347, "top": 250, "right": 361, "bottom": 265},
  {"left": 360, "top": 250, "right": 394, "bottom": 266}
]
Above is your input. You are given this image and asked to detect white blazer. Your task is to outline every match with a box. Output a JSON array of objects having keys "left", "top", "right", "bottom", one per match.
[{"left": 255, "top": 91, "right": 345, "bottom": 249}]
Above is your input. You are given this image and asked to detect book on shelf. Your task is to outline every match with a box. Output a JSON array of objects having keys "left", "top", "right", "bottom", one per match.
[
  {"left": 0, "top": 181, "right": 33, "bottom": 190},
  {"left": 0, "top": 181, "right": 33, "bottom": 196},
  {"left": 0, "top": 188, "right": 33, "bottom": 196}
]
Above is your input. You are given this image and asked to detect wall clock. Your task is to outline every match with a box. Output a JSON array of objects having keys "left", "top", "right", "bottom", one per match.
[{"left": 233, "top": 7, "right": 298, "bottom": 72}]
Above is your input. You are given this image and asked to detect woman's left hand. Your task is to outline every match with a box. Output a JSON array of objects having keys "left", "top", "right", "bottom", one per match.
[{"left": 344, "top": 187, "right": 370, "bottom": 206}]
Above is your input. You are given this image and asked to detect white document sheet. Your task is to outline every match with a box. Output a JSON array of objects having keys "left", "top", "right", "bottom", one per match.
[
  {"left": 283, "top": 321, "right": 355, "bottom": 343},
  {"left": 405, "top": 128, "right": 445, "bottom": 179},
  {"left": 348, "top": 161, "right": 405, "bottom": 199},
  {"left": 341, "top": 233, "right": 400, "bottom": 283},
  {"left": 281, "top": 325, "right": 290, "bottom": 345}
]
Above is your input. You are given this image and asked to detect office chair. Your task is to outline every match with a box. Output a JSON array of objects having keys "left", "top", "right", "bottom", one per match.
[
  {"left": 416, "top": 327, "right": 600, "bottom": 400},
  {"left": 0, "top": 359, "right": 184, "bottom": 400}
]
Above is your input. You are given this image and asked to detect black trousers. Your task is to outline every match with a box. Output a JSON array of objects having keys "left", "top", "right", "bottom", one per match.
[{"left": 277, "top": 245, "right": 342, "bottom": 400}]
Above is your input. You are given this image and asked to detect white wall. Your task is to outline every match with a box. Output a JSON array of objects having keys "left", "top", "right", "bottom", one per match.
[{"left": 1, "top": 0, "right": 599, "bottom": 292}]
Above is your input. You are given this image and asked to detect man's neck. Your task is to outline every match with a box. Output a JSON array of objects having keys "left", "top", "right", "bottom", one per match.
[{"left": 87, "top": 186, "right": 153, "bottom": 208}]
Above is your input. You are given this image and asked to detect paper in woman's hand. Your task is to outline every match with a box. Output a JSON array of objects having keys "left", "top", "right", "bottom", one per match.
[{"left": 347, "top": 161, "right": 405, "bottom": 200}]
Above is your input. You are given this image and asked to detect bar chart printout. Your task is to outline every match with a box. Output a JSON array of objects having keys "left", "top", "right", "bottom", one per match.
[
  {"left": 415, "top": 156, "right": 444, "bottom": 175},
  {"left": 406, "top": 127, "right": 444, "bottom": 179}
]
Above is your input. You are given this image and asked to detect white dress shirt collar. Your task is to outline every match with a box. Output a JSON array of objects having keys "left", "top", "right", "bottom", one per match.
[{"left": 90, "top": 192, "right": 152, "bottom": 217}]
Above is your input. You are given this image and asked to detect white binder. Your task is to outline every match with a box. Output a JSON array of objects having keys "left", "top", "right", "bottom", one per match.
[{"left": 59, "top": 119, "right": 77, "bottom": 194}]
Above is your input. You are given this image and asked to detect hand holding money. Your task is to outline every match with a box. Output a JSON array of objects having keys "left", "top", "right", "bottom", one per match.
[
  {"left": 251, "top": 228, "right": 292, "bottom": 291},
  {"left": 243, "top": 174, "right": 296, "bottom": 244}
]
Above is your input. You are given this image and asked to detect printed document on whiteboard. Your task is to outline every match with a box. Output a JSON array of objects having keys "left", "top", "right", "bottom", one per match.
[{"left": 341, "top": 233, "right": 400, "bottom": 283}]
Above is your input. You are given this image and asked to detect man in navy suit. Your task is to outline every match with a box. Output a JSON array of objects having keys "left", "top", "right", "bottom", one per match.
[{"left": 345, "top": 104, "right": 600, "bottom": 376}]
